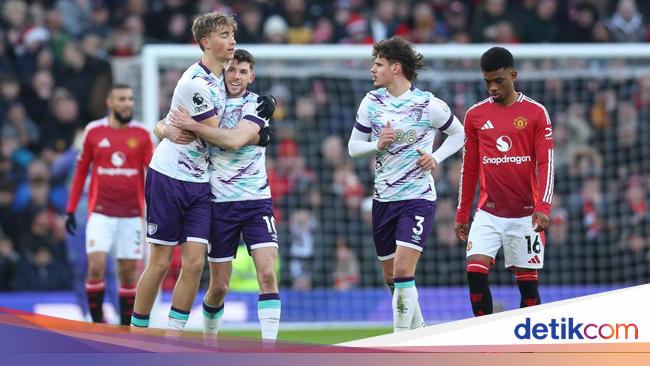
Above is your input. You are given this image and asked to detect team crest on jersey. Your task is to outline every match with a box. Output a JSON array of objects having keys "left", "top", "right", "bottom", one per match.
[
  {"left": 232, "top": 108, "right": 242, "bottom": 124},
  {"left": 409, "top": 108, "right": 423, "bottom": 122},
  {"left": 147, "top": 223, "right": 158, "bottom": 235},
  {"left": 513, "top": 116, "right": 528, "bottom": 129},
  {"left": 127, "top": 137, "right": 139, "bottom": 149}
]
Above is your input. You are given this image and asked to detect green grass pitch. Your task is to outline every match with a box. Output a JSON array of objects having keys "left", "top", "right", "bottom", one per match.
[{"left": 221, "top": 327, "right": 392, "bottom": 344}]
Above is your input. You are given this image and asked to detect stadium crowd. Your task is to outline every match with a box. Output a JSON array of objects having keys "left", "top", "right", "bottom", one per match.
[{"left": 1, "top": 0, "right": 650, "bottom": 292}]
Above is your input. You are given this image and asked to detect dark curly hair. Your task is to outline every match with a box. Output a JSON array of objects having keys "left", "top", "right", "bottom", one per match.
[
  {"left": 372, "top": 36, "right": 425, "bottom": 81},
  {"left": 480, "top": 47, "right": 514, "bottom": 72},
  {"left": 234, "top": 49, "right": 255, "bottom": 69}
]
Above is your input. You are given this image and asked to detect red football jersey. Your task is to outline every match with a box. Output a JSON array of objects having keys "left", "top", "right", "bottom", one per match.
[
  {"left": 456, "top": 93, "right": 554, "bottom": 223},
  {"left": 66, "top": 118, "right": 154, "bottom": 217}
]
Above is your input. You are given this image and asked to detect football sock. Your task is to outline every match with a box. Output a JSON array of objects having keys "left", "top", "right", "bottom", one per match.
[
  {"left": 516, "top": 271, "right": 541, "bottom": 307},
  {"left": 258, "top": 293, "right": 281, "bottom": 341},
  {"left": 202, "top": 301, "right": 224, "bottom": 335},
  {"left": 86, "top": 280, "right": 105, "bottom": 323},
  {"left": 130, "top": 312, "right": 150, "bottom": 328},
  {"left": 467, "top": 261, "right": 492, "bottom": 316},
  {"left": 410, "top": 301, "right": 425, "bottom": 329},
  {"left": 392, "top": 277, "right": 418, "bottom": 332},
  {"left": 168, "top": 306, "right": 190, "bottom": 330},
  {"left": 118, "top": 284, "right": 136, "bottom": 326}
]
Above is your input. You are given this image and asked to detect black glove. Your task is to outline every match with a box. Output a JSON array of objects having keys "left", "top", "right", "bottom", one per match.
[
  {"left": 65, "top": 212, "right": 77, "bottom": 235},
  {"left": 257, "top": 126, "right": 272, "bottom": 147},
  {"left": 256, "top": 95, "right": 276, "bottom": 119}
]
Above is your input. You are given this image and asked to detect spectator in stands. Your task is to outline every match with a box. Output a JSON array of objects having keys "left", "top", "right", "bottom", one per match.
[
  {"left": 312, "top": 17, "right": 336, "bottom": 44},
  {"left": 608, "top": 0, "right": 646, "bottom": 42},
  {"left": 0, "top": 75, "right": 21, "bottom": 118},
  {"left": 21, "top": 70, "right": 55, "bottom": 126},
  {"left": 0, "top": 231, "right": 19, "bottom": 291},
  {"left": 263, "top": 15, "right": 289, "bottom": 44},
  {"left": 369, "top": 0, "right": 399, "bottom": 43},
  {"left": 283, "top": 0, "right": 313, "bottom": 44},
  {"left": 42, "top": 88, "right": 81, "bottom": 153},
  {"left": 470, "top": 0, "right": 516, "bottom": 43},
  {"left": 1, "top": 102, "right": 40, "bottom": 151},
  {"left": 410, "top": 2, "right": 447, "bottom": 44},
  {"left": 235, "top": 4, "right": 265, "bottom": 43},
  {"left": 333, "top": 238, "right": 360, "bottom": 290},
  {"left": 11, "top": 243, "right": 71, "bottom": 291},
  {"left": 568, "top": 174, "right": 610, "bottom": 240},
  {"left": 549, "top": 195, "right": 569, "bottom": 246},
  {"left": 520, "top": 0, "right": 561, "bottom": 43},
  {"left": 289, "top": 208, "right": 315, "bottom": 289},
  {"left": 561, "top": 2, "right": 602, "bottom": 42}
]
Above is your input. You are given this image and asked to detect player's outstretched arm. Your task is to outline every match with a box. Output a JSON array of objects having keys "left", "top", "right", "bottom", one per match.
[
  {"left": 455, "top": 113, "right": 480, "bottom": 226},
  {"left": 431, "top": 116, "right": 465, "bottom": 164},
  {"left": 153, "top": 118, "right": 196, "bottom": 144},
  {"left": 169, "top": 107, "right": 261, "bottom": 150},
  {"left": 348, "top": 127, "right": 378, "bottom": 158}
]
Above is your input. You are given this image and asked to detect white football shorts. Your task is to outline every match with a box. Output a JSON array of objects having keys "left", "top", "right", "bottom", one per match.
[
  {"left": 466, "top": 210, "right": 545, "bottom": 269},
  {"left": 86, "top": 212, "right": 145, "bottom": 260}
]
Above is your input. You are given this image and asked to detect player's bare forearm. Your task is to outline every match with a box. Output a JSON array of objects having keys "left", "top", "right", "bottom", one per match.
[
  {"left": 153, "top": 120, "right": 166, "bottom": 139},
  {"left": 193, "top": 122, "right": 258, "bottom": 150}
]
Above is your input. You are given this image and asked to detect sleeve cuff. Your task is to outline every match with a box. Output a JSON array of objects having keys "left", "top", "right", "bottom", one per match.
[
  {"left": 192, "top": 108, "right": 217, "bottom": 122},
  {"left": 242, "top": 114, "right": 265, "bottom": 129},
  {"left": 438, "top": 113, "right": 454, "bottom": 131},
  {"left": 354, "top": 122, "right": 372, "bottom": 133}
]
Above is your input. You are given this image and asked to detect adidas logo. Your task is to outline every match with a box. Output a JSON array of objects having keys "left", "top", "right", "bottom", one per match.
[
  {"left": 98, "top": 138, "right": 111, "bottom": 147},
  {"left": 527, "top": 255, "right": 541, "bottom": 264},
  {"left": 481, "top": 120, "right": 494, "bottom": 130}
]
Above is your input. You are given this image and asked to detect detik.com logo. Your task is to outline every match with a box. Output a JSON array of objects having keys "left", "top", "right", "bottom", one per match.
[{"left": 514, "top": 317, "right": 638, "bottom": 340}]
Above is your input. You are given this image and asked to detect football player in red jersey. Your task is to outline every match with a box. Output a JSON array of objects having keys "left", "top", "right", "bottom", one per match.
[
  {"left": 455, "top": 47, "right": 554, "bottom": 316},
  {"left": 65, "top": 84, "right": 154, "bottom": 325}
]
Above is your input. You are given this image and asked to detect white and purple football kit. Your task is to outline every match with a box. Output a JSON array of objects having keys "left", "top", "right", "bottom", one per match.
[
  {"left": 207, "top": 90, "right": 277, "bottom": 262},
  {"left": 146, "top": 62, "right": 227, "bottom": 246},
  {"left": 353, "top": 86, "right": 463, "bottom": 259}
]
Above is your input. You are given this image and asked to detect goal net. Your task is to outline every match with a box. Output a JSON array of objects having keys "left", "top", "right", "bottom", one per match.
[{"left": 112, "top": 43, "right": 650, "bottom": 325}]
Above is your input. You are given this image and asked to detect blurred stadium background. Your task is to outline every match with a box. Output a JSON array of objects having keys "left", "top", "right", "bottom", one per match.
[{"left": 1, "top": 0, "right": 650, "bottom": 342}]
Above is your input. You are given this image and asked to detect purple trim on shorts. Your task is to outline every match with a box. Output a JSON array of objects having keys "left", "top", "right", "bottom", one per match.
[
  {"left": 354, "top": 122, "right": 372, "bottom": 133},
  {"left": 259, "top": 293, "right": 280, "bottom": 301},
  {"left": 439, "top": 113, "right": 454, "bottom": 131},
  {"left": 193, "top": 108, "right": 217, "bottom": 122},
  {"left": 243, "top": 114, "right": 265, "bottom": 129}
]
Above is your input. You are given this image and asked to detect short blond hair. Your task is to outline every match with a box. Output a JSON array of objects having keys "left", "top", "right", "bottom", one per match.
[{"left": 192, "top": 12, "right": 237, "bottom": 51}]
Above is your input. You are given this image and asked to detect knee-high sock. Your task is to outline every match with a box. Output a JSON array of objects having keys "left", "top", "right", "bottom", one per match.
[
  {"left": 202, "top": 301, "right": 224, "bottom": 335},
  {"left": 258, "top": 293, "right": 281, "bottom": 341},
  {"left": 86, "top": 280, "right": 105, "bottom": 323},
  {"left": 118, "top": 284, "right": 136, "bottom": 326},
  {"left": 168, "top": 306, "right": 190, "bottom": 330},
  {"left": 392, "top": 277, "right": 418, "bottom": 332},
  {"left": 516, "top": 271, "right": 541, "bottom": 307},
  {"left": 467, "top": 261, "right": 492, "bottom": 316}
]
